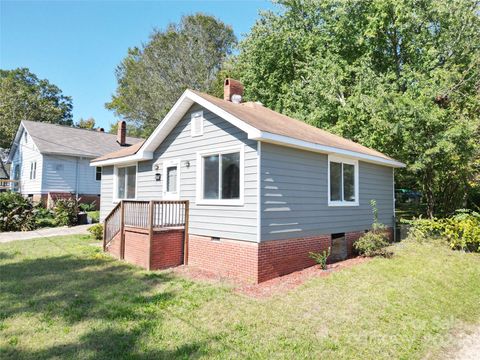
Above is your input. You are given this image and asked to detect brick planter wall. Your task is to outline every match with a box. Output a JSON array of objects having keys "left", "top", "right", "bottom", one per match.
[{"left": 124, "top": 227, "right": 150, "bottom": 269}]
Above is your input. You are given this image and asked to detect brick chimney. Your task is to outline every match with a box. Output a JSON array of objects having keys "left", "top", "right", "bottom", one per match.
[
  {"left": 224, "top": 78, "right": 244, "bottom": 102},
  {"left": 117, "top": 121, "right": 126, "bottom": 146}
]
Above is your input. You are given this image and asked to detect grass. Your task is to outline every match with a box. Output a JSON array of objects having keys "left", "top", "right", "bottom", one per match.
[{"left": 0, "top": 235, "right": 479, "bottom": 359}]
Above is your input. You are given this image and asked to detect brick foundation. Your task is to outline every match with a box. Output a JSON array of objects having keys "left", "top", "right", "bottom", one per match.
[
  {"left": 187, "top": 228, "right": 393, "bottom": 284},
  {"left": 107, "top": 227, "right": 393, "bottom": 284},
  {"left": 106, "top": 227, "right": 185, "bottom": 270}
]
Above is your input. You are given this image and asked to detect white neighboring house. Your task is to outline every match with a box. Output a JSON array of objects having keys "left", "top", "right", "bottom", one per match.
[{"left": 7, "top": 120, "right": 143, "bottom": 207}]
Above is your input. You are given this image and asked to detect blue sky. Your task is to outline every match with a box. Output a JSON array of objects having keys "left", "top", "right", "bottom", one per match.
[{"left": 1, "top": 0, "right": 275, "bottom": 130}]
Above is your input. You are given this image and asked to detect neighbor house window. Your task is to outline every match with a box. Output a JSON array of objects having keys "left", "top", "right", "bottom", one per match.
[
  {"left": 191, "top": 111, "right": 204, "bottom": 137},
  {"left": 29, "top": 161, "right": 36, "bottom": 180},
  {"left": 95, "top": 167, "right": 102, "bottom": 181},
  {"left": 116, "top": 165, "right": 136, "bottom": 200},
  {"left": 328, "top": 156, "right": 358, "bottom": 206},
  {"left": 24, "top": 132, "right": 28, "bottom": 143},
  {"left": 197, "top": 147, "right": 243, "bottom": 205}
]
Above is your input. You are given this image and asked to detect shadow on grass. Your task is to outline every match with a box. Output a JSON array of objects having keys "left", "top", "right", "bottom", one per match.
[{"left": 0, "top": 251, "right": 218, "bottom": 359}]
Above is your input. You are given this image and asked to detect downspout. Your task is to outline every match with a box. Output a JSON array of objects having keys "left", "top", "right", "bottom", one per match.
[{"left": 75, "top": 157, "right": 79, "bottom": 200}]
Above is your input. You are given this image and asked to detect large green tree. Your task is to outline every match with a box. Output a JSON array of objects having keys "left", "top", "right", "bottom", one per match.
[
  {"left": 106, "top": 13, "right": 237, "bottom": 136},
  {"left": 235, "top": 0, "right": 480, "bottom": 217},
  {"left": 0, "top": 68, "right": 73, "bottom": 148}
]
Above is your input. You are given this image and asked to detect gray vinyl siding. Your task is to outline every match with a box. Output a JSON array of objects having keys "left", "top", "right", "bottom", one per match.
[
  {"left": 99, "top": 166, "right": 114, "bottom": 221},
  {"left": 260, "top": 143, "right": 394, "bottom": 241},
  {"left": 99, "top": 104, "right": 259, "bottom": 241},
  {"left": 138, "top": 104, "right": 258, "bottom": 242},
  {"left": 42, "top": 155, "right": 101, "bottom": 195}
]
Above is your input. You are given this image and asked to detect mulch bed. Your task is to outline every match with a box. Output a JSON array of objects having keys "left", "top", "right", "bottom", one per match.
[{"left": 171, "top": 256, "right": 371, "bottom": 298}]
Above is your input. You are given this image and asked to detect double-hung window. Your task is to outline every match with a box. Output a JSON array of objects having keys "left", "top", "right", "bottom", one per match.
[
  {"left": 116, "top": 165, "right": 136, "bottom": 200},
  {"left": 95, "top": 167, "right": 102, "bottom": 181},
  {"left": 197, "top": 146, "right": 243, "bottom": 205},
  {"left": 328, "top": 156, "right": 359, "bottom": 206},
  {"left": 29, "top": 161, "right": 36, "bottom": 180}
]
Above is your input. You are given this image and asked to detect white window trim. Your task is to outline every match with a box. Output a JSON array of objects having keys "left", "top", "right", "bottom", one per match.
[
  {"left": 30, "top": 161, "right": 36, "bottom": 180},
  {"left": 113, "top": 163, "right": 138, "bottom": 203},
  {"left": 162, "top": 159, "right": 181, "bottom": 200},
  {"left": 95, "top": 166, "right": 102, "bottom": 181},
  {"left": 196, "top": 145, "right": 245, "bottom": 206},
  {"left": 191, "top": 111, "right": 204, "bottom": 137},
  {"left": 327, "top": 155, "right": 359, "bottom": 207}
]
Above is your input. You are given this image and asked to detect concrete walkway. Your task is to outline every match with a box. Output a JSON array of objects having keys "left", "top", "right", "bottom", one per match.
[{"left": 0, "top": 224, "right": 91, "bottom": 243}]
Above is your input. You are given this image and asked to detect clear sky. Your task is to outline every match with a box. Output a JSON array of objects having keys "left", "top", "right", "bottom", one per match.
[{"left": 0, "top": 0, "right": 275, "bottom": 130}]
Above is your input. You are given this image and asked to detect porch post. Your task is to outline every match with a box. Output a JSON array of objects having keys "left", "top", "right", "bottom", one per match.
[
  {"left": 183, "top": 200, "right": 190, "bottom": 265},
  {"left": 120, "top": 200, "right": 125, "bottom": 260},
  {"left": 147, "top": 200, "right": 154, "bottom": 270}
]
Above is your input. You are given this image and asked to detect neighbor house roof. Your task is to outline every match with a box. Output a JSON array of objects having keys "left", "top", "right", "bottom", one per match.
[
  {"left": 91, "top": 89, "right": 405, "bottom": 168},
  {"left": 8, "top": 120, "right": 143, "bottom": 162}
]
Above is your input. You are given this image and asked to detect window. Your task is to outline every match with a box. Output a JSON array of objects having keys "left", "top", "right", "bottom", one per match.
[
  {"left": 116, "top": 165, "right": 136, "bottom": 200},
  {"left": 191, "top": 111, "right": 204, "bottom": 137},
  {"left": 95, "top": 167, "right": 102, "bottom": 181},
  {"left": 29, "top": 161, "right": 36, "bottom": 180},
  {"left": 197, "top": 147, "right": 243, "bottom": 205},
  {"left": 328, "top": 156, "right": 358, "bottom": 206},
  {"left": 24, "top": 132, "right": 28, "bottom": 143},
  {"left": 166, "top": 166, "right": 177, "bottom": 192}
]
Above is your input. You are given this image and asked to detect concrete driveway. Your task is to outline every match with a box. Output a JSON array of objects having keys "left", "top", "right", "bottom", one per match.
[{"left": 0, "top": 224, "right": 91, "bottom": 243}]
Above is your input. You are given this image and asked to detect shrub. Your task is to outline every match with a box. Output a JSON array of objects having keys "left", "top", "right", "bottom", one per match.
[
  {"left": 0, "top": 192, "right": 36, "bottom": 232},
  {"left": 53, "top": 198, "right": 79, "bottom": 226},
  {"left": 88, "top": 223, "right": 103, "bottom": 240},
  {"left": 354, "top": 232, "right": 391, "bottom": 257},
  {"left": 79, "top": 201, "right": 96, "bottom": 212},
  {"left": 34, "top": 205, "right": 55, "bottom": 228},
  {"left": 405, "top": 210, "right": 480, "bottom": 252},
  {"left": 309, "top": 247, "right": 331, "bottom": 270},
  {"left": 87, "top": 211, "right": 100, "bottom": 223}
]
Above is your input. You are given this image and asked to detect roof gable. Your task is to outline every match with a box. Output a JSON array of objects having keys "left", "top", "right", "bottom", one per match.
[
  {"left": 8, "top": 121, "right": 143, "bottom": 162},
  {"left": 91, "top": 90, "right": 405, "bottom": 168}
]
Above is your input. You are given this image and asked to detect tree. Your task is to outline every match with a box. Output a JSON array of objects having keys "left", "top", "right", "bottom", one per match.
[
  {"left": 106, "top": 13, "right": 237, "bottom": 136},
  {"left": 235, "top": 0, "right": 480, "bottom": 217},
  {"left": 0, "top": 68, "right": 73, "bottom": 148},
  {"left": 75, "top": 117, "right": 96, "bottom": 130}
]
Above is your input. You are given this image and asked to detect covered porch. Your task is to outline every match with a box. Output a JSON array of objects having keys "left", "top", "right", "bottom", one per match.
[{"left": 103, "top": 200, "right": 189, "bottom": 270}]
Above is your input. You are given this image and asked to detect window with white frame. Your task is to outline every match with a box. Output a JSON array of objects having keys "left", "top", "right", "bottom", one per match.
[
  {"left": 24, "top": 132, "right": 28, "bottom": 143},
  {"left": 162, "top": 160, "right": 180, "bottom": 199},
  {"left": 95, "top": 167, "right": 102, "bottom": 181},
  {"left": 116, "top": 165, "right": 136, "bottom": 200},
  {"left": 29, "top": 161, "right": 36, "bottom": 180},
  {"left": 328, "top": 156, "right": 358, "bottom": 206},
  {"left": 191, "top": 111, "right": 204, "bottom": 137},
  {"left": 197, "top": 147, "right": 243, "bottom": 205}
]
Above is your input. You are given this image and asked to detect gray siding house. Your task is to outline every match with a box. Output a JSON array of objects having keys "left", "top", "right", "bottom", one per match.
[
  {"left": 7, "top": 120, "right": 142, "bottom": 206},
  {"left": 92, "top": 79, "right": 404, "bottom": 283}
]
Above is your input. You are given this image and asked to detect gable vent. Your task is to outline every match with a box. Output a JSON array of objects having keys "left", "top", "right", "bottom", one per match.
[{"left": 191, "top": 111, "right": 204, "bottom": 137}]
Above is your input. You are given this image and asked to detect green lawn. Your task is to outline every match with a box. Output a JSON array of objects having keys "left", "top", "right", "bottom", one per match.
[{"left": 0, "top": 235, "right": 479, "bottom": 359}]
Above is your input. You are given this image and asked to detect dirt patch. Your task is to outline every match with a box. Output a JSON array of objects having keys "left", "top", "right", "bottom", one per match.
[
  {"left": 170, "top": 256, "right": 371, "bottom": 298},
  {"left": 442, "top": 325, "right": 480, "bottom": 360}
]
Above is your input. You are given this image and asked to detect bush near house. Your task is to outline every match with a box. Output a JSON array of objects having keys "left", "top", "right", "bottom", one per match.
[
  {"left": 88, "top": 223, "right": 103, "bottom": 240},
  {"left": 0, "top": 192, "right": 36, "bottom": 232},
  {"left": 405, "top": 210, "right": 480, "bottom": 252},
  {"left": 53, "top": 198, "right": 79, "bottom": 227}
]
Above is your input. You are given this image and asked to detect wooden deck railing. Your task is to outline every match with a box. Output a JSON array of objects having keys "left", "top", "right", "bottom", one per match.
[
  {"left": 0, "top": 180, "right": 19, "bottom": 191},
  {"left": 103, "top": 200, "right": 189, "bottom": 265},
  {"left": 103, "top": 202, "right": 121, "bottom": 251}
]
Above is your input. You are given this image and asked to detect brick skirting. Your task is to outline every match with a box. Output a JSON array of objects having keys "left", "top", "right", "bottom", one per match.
[
  {"left": 188, "top": 228, "right": 393, "bottom": 284},
  {"left": 106, "top": 227, "right": 184, "bottom": 270},
  {"left": 107, "top": 227, "right": 393, "bottom": 284}
]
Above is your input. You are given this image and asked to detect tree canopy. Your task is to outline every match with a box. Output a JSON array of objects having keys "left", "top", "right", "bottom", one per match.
[
  {"left": 106, "top": 13, "right": 237, "bottom": 137},
  {"left": 234, "top": 0, "right": 480, "bottom": 216},
  {"left": 75, "top": 117, "right": 96, "bottom": 130},
  {"left": 0, "top": 68, "right": 73, "bottom": 149}
]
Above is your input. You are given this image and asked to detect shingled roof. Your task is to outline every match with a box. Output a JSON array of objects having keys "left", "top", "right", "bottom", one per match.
[
  {"left": 12, "top": 120, "right": 143, "bottom": 159},
  {"left": 92, "top": 89, "right": 404, "bottom": 168}
]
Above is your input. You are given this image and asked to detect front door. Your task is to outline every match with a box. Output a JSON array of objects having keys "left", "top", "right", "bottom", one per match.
[{"left": 163, "top": 160, "right": 180, "bottom": 200}]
